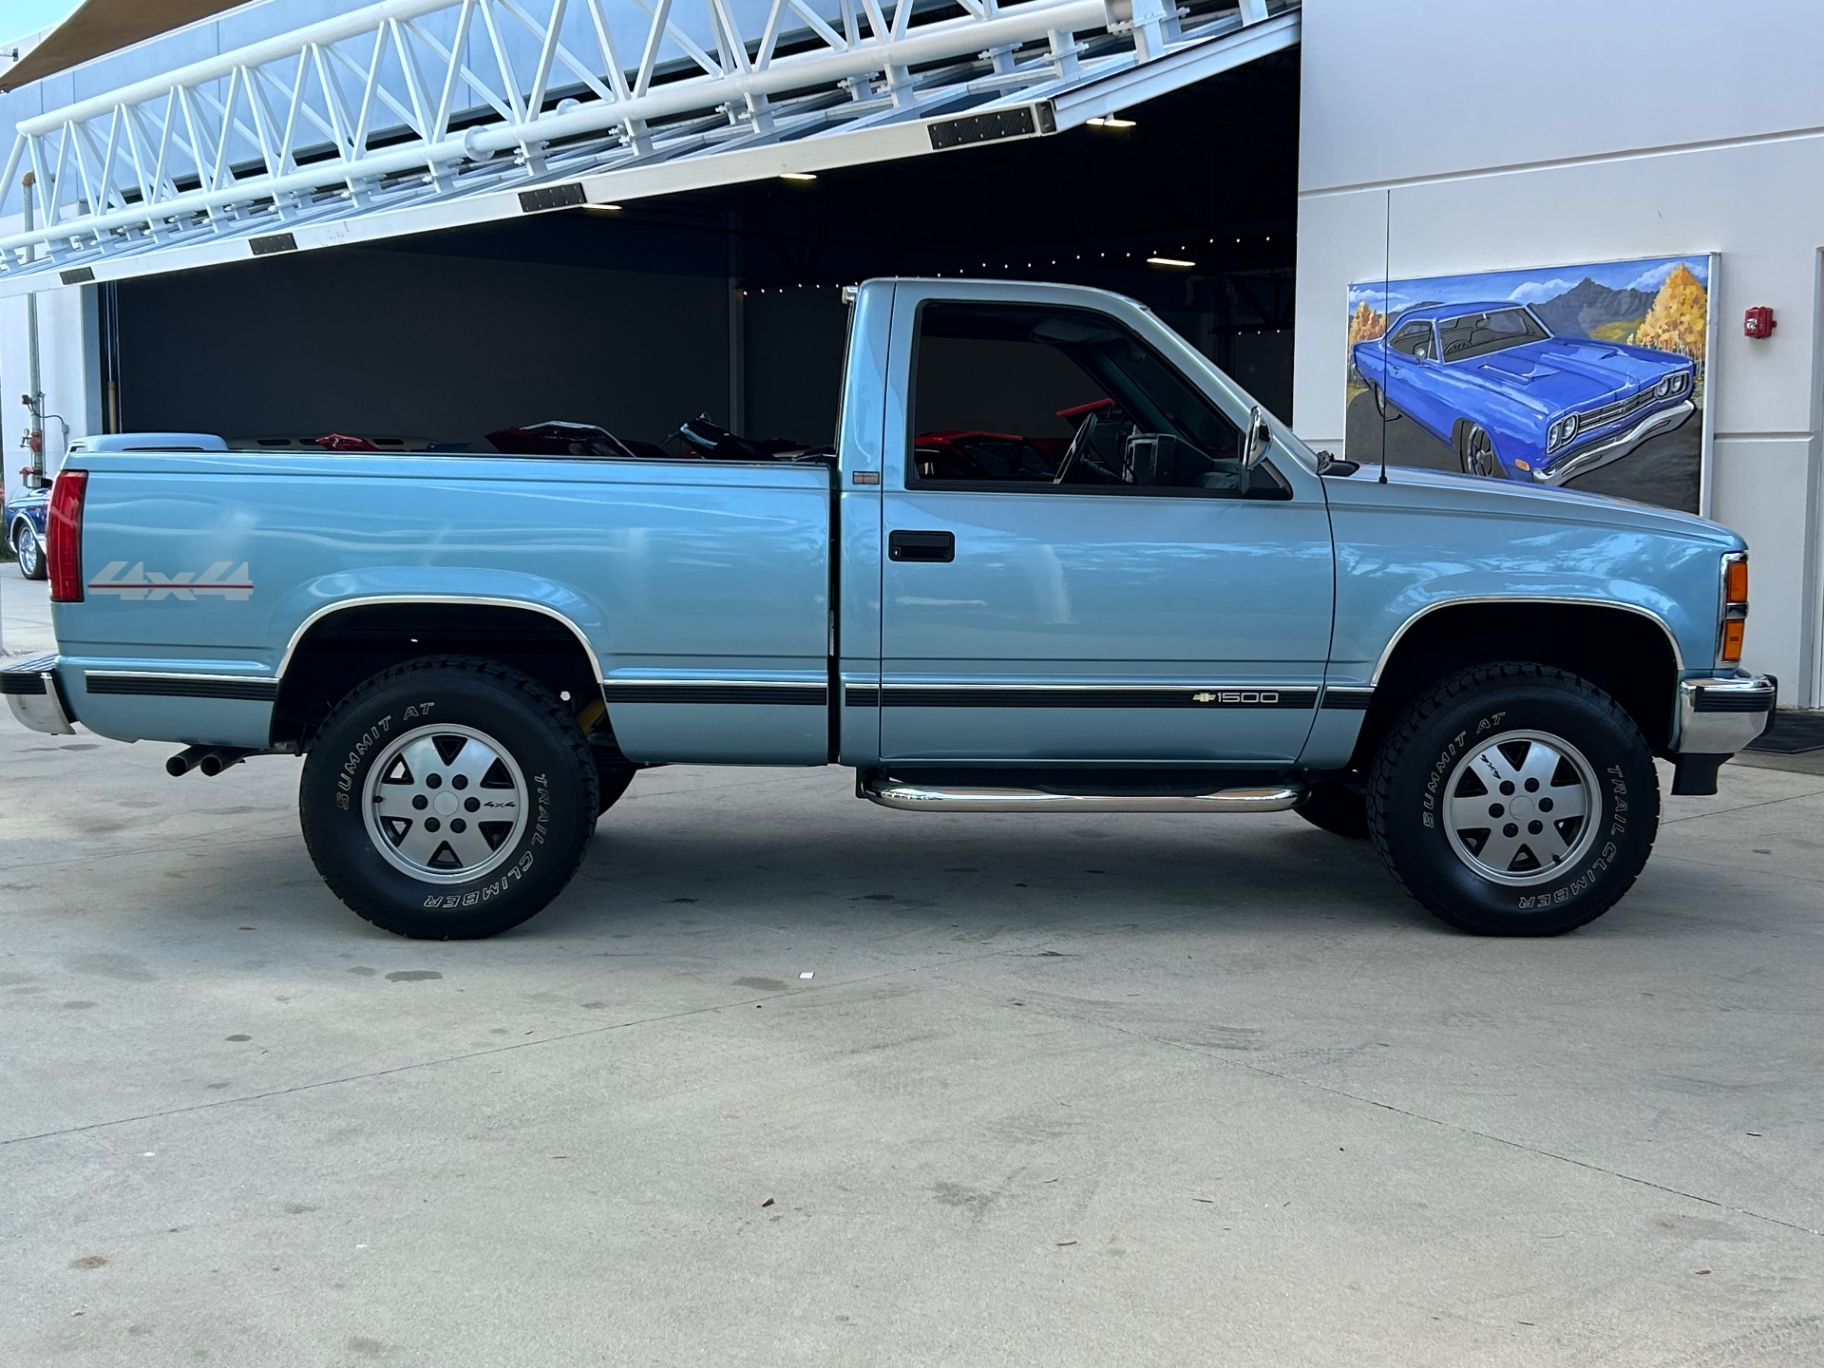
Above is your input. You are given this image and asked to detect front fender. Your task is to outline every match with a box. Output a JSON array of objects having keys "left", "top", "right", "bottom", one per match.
[{"left": 1324, "top": 479, "right": 1734, "bottom": 682}]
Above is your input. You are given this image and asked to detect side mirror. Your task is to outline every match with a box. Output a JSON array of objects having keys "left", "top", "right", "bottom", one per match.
[{"left": 1241, "top": 405, "right": 1273, "bottom": 471}]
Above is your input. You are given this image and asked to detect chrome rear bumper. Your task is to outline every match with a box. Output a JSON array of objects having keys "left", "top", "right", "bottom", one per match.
[{"left": 1, "top": 653, "right": 76, "bottom": 735}]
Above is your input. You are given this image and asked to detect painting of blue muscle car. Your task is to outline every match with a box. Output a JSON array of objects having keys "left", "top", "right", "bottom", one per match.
[
  {"left": 1353, "top": 301, "right": 1695, "bottom": 485},
  {"left": 1347, "top": 255, "right": 1711, "bottom": 513}
]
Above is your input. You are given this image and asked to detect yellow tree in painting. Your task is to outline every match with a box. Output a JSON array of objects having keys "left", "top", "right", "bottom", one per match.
[
  {"left": 1347, "top": 300, "right": 1387, "bottom": 348},
  {"left": 1634, "top": 264, "right": 1707, "bottom": 360}
]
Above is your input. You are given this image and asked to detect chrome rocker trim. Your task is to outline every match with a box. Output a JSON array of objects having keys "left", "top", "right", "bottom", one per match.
[
  {"left": 859, "top": 773, "right": 1305, "bottom": 813},
  {"left": 2, "top": 654, "right": 76, "bottom": 735},
  {"left": 1533, "top": 399, "right": 1695, "bottom": 486}
]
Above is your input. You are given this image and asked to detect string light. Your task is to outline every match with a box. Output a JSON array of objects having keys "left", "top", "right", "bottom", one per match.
[{"left": 743, "top": 234, "right": 1284, "bottom": 291}]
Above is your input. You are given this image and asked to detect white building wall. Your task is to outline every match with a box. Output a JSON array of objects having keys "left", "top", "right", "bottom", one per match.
[
  {"left": 1295, "top": 0, "right": 1824, "bottom": 701},
  {"left": 0, "top": 265, "right": 102, "bottom": 507}
]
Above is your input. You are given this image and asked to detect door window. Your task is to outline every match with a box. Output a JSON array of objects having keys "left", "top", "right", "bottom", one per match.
[
  {"left": 908, "top": 302, "right": 1284, "bottom": 498},
  {"left": 1388, "top": 319, "right": 1435, "bottom": 360}
]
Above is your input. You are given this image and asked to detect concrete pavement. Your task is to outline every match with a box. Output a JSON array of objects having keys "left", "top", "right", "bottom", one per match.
[
  {"left": 1, "top": 567, "right": 1821, "bottom": 1366},
  {"left": 2, "top": 559, "right": 55, "bottom": 656}
]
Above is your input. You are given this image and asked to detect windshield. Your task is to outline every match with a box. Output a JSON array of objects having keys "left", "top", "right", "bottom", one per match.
[{"left": 1438, "top": 307, "right": 1549, "bottom": 362}]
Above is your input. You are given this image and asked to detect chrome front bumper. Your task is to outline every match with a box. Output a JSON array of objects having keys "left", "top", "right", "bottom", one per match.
[
  {"left": 1669, "top": 673, "right": 1776, "bottom": 794},
  {"left": 1674, "top": 674, "right": 1777, "bottom": 756},
  {"left": 1, "top": 653, "right": 76, "bottom": 735},
  {"left": 1534, "top": 398, "right": 1695, "bottom": 486}
]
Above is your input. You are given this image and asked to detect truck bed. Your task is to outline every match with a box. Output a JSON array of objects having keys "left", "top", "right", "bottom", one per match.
[{"left": 58, "top": 450, "right": 834, "bottom": 762}]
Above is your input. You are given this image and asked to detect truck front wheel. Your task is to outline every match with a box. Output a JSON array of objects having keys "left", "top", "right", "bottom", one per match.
[
  {"left": 1367, "top": 663, "right": 1659, "bottom": 936},
  {"left": 299, "top": 656, "right": 599, "bottom": 939}
]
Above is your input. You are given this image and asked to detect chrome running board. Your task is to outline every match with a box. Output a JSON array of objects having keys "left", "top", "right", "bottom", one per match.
[{"left": 859, "top": 774, "right": 1305, "bottom": 814}]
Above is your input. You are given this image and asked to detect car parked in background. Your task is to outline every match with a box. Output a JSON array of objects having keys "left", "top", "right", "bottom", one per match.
[
  {"left": 1352, "top": 302, "right": 1696, "bottom": 486},
  {"left": 6, "top": 479, "right": 49, "bottom": 579},
  {"left": 9, "top": 435, "right": 229, "bottom": 580}
]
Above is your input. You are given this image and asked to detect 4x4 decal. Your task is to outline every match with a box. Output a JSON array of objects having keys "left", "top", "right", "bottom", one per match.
[{"left": 88, "top": 561, "right": 253, "bottom": 601}]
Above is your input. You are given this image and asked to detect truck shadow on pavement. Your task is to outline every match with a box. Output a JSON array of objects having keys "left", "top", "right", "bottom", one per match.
[{"left": 539, "top": 817, "right": 1689, "bottom": 944}]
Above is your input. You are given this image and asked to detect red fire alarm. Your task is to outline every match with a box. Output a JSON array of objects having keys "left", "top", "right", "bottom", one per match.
[{"left": 1744, "top": 306, "right": 1776, "bottom": 339}]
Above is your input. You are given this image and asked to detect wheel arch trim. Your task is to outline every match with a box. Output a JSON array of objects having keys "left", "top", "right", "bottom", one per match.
[
  {"left": 1370, "top": 596, "right": 1685, "bottom": 686},
  {"left": 276, "top": 595, "right": 606, "bottom": 682}
]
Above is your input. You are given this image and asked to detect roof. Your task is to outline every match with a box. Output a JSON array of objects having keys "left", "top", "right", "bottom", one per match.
[
  {"left": 0, "top": 0, "right": 250, "bottom": 92},
  {"left": 1389, "top": 301, "right": 1532, "bottom": 325},
  {"left": 0, "top": 0, "right": 1301, "bottom": 296}
]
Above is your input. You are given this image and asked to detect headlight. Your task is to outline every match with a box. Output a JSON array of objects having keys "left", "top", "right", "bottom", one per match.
[{"left": 1656, "top": 375, "right": 1673, "bottom": 398}]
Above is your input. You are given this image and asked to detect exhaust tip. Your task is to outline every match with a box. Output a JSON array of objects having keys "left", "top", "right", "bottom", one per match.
[
  {"left": 166, "top": 753, "right": 194, "bottom": 777},
  {"left": 198, "top": 754, "right": 224, "bottom": 777}
]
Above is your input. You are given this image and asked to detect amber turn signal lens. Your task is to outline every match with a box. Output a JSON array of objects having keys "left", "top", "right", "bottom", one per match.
[
  {"left": 1721, "top": 617, "right": 1746, "bottom": 663},
  {"left": 1724, "top": 557, "right": 1749, "bottom": 605}
]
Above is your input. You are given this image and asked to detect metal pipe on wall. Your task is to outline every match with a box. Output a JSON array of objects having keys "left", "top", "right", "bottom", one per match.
[{"left": 20, "top": 170, "right": 44, "bottom": 487}]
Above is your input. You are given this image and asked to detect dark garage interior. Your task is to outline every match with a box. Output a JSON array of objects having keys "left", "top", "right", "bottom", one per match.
[{"left": 111, "top": 52, "right": 1298, "bottom": 452}]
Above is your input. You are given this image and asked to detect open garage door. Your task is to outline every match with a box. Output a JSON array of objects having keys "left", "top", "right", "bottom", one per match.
[
  {"left": 0, "top": 0, "right": 1296, "bottom": 295},
  {"left": 106, "top": 51, "right": 1300, "bottom": 455}
]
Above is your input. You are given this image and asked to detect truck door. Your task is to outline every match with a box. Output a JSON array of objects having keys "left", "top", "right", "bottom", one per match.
[
  {"left": 876, "top": 286, "right": 1334, "bottom": 765},
  {"left": 1382, "top": 318, "right": 1444, "bottom": 435}
]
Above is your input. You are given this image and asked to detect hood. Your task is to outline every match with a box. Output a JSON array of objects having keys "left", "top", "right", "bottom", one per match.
[
  {"left": 1326, "top": 463, "right": 1742, "bottom": 547},
  {"left": 1454, "top": 339, "right": 1687, "bottom": 407}
]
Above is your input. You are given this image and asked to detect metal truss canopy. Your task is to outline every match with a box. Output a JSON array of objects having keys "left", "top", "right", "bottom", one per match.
[{"left": 0, "top": 0, "right": 1297, "bottom": 295}]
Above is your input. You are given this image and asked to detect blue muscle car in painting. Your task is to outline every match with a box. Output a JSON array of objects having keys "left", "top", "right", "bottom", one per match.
[{"left": 1351, "top": 302, "right": 1696, "bottom": 486}]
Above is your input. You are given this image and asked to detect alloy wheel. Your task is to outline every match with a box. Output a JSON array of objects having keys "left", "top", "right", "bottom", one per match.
[
  {"left": 1442, "top": 729, "right": 1600, "bottom": 886},
  {"left": 1462, "top": 427, "right": 1501, "bottom": 478},
  {"left": 361, "top": 723, "right": 528, "bottom": 883}
]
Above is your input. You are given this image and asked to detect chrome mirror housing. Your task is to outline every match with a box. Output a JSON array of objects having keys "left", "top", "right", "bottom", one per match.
[{"left": 1241, "top": 405, "right": 1273, "bottom": 470}]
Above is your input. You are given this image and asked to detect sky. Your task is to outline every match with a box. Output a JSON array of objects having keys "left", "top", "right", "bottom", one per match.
[
  {"left": 1, "top": 0, "right": 79, "bottom": 50},
  {"left": 1348, "top": 254, "right": 1711, "bottom": 320}
]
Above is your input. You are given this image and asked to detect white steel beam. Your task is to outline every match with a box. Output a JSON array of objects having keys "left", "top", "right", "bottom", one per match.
[{"left": 0, "top": 0, "right": 1297, "bottom": 296}]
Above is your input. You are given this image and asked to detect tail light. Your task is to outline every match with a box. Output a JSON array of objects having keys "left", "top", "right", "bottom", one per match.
[
  {"left": 1719, "top": 551, "right": 1748, "bottom": 665},
  {"left": 47, "top": 469, "right": 88, "bottom": 603}
]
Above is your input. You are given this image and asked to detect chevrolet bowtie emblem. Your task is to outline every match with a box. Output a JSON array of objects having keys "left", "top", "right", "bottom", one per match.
[{"left": 1192, "top": 692, "right": 1216, "bottom": 703}]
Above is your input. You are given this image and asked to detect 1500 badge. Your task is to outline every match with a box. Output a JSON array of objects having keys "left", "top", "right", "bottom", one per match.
[{"left": 88, "top": 561, "right": 253, "bottom": 601}]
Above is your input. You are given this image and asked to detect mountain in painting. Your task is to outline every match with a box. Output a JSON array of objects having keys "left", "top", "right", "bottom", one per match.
[{"left": 1532, "top": 277, "right": 1658, "bottom": 339}]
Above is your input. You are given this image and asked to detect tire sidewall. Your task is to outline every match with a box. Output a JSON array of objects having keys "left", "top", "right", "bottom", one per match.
[
  {"left": 1374, "top": 679, "right": 1657, "bottom": 934},
  {"left": 300, "top": 668, "right": 592, "bottom": 937},
  {"left": 15, "top": 523, "right": 43, "bottom": 579}
]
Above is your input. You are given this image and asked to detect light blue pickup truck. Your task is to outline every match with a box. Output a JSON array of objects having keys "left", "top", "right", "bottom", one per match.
[{"left": 4, "top": 279, "right": 1774, "bottom": 940}]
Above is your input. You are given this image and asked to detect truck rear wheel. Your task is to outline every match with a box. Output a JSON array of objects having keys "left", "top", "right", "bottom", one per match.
[
  {"left": 299, "top": 656, "right": 598, "bottom": 939},
  {"left": 1367, "top": 663, "right": 1659, "bottom": 936}
]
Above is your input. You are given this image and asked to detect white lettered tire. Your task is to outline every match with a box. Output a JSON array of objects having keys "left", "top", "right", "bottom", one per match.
[
  {"left": 1367, "top": 663, "right": 1660, "bottom": 936},
  {"left": 299, "top": 656, "right": 599, "bottom": 939}
]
